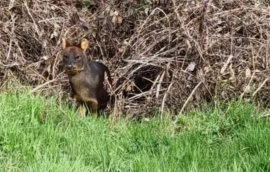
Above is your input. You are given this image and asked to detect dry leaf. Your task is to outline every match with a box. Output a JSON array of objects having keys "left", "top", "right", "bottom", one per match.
[
  {"left": 245, "top": 68, "right": 251, "bottom": 77},
  {"left": 116, "top": 15, "right": 123, "bottom": 24},
  {"left": 186, "top": 62, "right": 196, "bottom": 72}
]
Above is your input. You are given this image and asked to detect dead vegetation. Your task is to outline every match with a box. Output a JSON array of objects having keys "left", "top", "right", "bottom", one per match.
[{"left": 1, "top": 0, "right": 270, "bottom": 117}]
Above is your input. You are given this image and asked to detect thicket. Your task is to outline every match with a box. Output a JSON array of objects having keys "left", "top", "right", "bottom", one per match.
[{"left": 1, "top": 0, "right": 270, "bottom": 116}]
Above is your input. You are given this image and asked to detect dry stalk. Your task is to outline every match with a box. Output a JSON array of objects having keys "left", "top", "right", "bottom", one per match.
[
  {"left": 252, "top": 78, "right": 269, "bottom": 97},
  {"left": 179, "top": 82, "right": 203, "bottom": 115},
  {"left": 31, "top": 78, "right": 58, "bottom": 93}
]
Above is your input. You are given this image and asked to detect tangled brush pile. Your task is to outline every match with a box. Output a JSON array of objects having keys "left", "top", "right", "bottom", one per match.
[{"left": 1, "top": 0, "right": 270, "bottom": 117}]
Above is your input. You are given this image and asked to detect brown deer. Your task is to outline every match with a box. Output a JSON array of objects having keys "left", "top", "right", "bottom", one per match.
[{"left": 61, "top": 38, "right": 112, "bottom": 118}]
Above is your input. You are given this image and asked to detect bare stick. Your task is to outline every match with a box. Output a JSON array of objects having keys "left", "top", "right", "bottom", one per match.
[
  {"left": 252, "top": 78, "right": 268, "bottom": 97},
  {"left": 161, "top": 80, "right": 174, "bottom": 114},
  {"left": 220, "top": 55, "right": 233, "bottom": 74},
  {"left": 156, "top": 71, "right": 165, "bottom": 99},
  {"left": 24, "top": 1, "right": 40, "bottom": 34},
  {"left": 31, "top": 79, "right": 58, "bottom": 93},
  {"left": 179, "top": 82, "right": 202, "bottom": 115}
]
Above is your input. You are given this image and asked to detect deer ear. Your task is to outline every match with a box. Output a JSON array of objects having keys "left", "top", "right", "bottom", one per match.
[
  {"left": 62, "top": 38, "right": 71, "bottom": 49},
  {"left": 80, "top": 38, "right": 89, "bottom": 52}
]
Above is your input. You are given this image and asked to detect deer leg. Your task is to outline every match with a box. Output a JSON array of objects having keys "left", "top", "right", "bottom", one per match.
[
  {"left": 99, "top": 88, "right": 109, "bottom": 110},
  {"left": 75, "top": 98, "right": 87, "bottom": 119},
  {"left": 87, "top": 98, "right": 98, "bottom": 117},
  {"left": 78, "top": 103, "right": 87, "bottom": 118}
]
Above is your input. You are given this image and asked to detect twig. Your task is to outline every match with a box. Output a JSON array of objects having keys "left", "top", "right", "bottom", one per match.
[
  {"left": 220, "top": 55, "right": 233, "bottom": 74},
  {"left": 161, "top": 80, "right": 174, "bottom": 115},
  {"left": 24, "top": 1, "right": 40, "bottom": 34},
  {"left": 252, "top": 78, "right": 269, "bottom": 97},
  {"left": 156, "top": 71, "right": 165, "bottom": 99},
  {"left": 179, "top": 82, "right": 202, "bottom": 115},
  {"left": 31, "top": 79, "right": 58, "bottom": 93}
]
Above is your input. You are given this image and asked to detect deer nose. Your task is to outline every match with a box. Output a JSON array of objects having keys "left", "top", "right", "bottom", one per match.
[{"left": 67, "top": 64, "right": 73, "bottom": 69}]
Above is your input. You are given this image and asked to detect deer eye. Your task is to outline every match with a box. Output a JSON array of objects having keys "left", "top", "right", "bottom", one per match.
[
  {"left": 63, "top": 55, "right": 68, "bottom": 59},
  {"left": 75, "top": 55, "right": 80, "bottom": 60}
]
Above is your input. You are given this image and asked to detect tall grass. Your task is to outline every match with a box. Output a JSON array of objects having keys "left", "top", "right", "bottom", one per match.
[{"left": 0, "top": 91, "right": 269, "bottom": 171}]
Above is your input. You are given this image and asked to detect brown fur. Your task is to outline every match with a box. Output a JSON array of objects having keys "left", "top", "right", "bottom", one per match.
[{"left": 61, "top": 38, "right": 112, "bottom": 118}]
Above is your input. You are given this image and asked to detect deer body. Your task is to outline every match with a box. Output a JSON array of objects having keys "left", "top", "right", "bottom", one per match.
[{"left": 61, "top": 38, "right": 112, "bottom": 118}]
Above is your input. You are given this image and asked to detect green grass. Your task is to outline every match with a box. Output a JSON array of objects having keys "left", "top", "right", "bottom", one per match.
[{"left": 0, "top": 91, "right": 270, "bottom": 171}]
